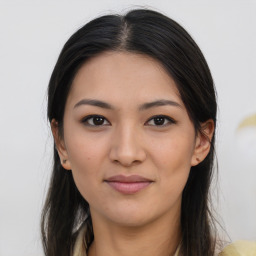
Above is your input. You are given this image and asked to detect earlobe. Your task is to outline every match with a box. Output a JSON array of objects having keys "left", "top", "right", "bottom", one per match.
[
  {"left": 51, "top": 119, "right": 71, "bottom": 170},
  {"left": 191, "top": 119, "right": 215, "bottom": 166}
]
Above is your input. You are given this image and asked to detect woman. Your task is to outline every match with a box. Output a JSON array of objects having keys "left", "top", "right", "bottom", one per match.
[{"left": 42, "top": 8, "right": 219, "bottom": 256}]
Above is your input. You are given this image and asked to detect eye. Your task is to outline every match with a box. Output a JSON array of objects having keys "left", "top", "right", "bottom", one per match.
[
  {"left": 145, "top": 115, "right": 176, "bottom": 126},
  {"left": 81, "top": 115, "right": 110, "bottom": 126}
]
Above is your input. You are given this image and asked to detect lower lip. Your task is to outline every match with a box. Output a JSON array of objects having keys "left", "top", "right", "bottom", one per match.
[{"left": 106, "top": 181, "right": 152, "bottom": 194}]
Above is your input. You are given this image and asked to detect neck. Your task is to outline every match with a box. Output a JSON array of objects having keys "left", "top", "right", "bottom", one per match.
[{"left": 88, "top": 209, "right": 181, "bottom": 256}]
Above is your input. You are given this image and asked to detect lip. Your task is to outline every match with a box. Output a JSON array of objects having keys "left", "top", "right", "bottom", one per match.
[{"left": 104, "top": 175, "right": 153, "bottom": 194}]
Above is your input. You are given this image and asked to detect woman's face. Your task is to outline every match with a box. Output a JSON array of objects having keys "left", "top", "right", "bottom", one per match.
[{"left": 55, "top": 51, "right": 207, "bottom": 227}]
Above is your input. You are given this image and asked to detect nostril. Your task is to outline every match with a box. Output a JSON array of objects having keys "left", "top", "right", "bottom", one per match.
[{"left": 111, "top": 155, "right": 145, "bottom": 167}]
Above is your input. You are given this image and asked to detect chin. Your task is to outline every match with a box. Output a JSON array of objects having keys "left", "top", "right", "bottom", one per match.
[
  {"left": 103, "top": 206, "right": 161, "bottom": 228},
  {"left": 110, "top": 215, "right": 153, "bottom": 228}
]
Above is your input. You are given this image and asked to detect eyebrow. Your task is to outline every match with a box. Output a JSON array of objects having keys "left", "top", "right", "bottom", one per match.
[
  {"left": 138, "top": 99, "right": 182, "bottom": 110},
  {"left": 73, "top": 98, "right": 182, "bottom": 110},
  {"left": 74, "top": 99, "right": 113, "bottom": 109}
]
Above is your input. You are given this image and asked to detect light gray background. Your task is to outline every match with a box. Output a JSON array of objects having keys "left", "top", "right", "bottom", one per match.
[{"left": 0, "top": 1, "right": 255, "bottom": 255}]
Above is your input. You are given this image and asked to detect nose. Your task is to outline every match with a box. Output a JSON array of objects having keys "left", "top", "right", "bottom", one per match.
[{"left": 109, "top": 124, "right": 147, "bottom": 167}]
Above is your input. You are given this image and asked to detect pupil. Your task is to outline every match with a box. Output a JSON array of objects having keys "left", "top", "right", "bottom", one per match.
[
  {"left": 93, "top": 117, "right": 104, "bottom": 125},
  {"left": 154, "top": 117, "right": 164, "bottom": 125}
]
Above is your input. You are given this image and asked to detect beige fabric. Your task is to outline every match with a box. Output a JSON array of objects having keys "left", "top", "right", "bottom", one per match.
[
  {"left": 73, "top": 224, "right": 88, "bottom": 256},
  {"left": 73, "top": 224, "right": 181, "bottom": 256},
  {"left": 73, "top": 226, "right": 256, "bottom": 256},
  {"left": 219, "top": 240, "right": 256, "bottom": 256}
]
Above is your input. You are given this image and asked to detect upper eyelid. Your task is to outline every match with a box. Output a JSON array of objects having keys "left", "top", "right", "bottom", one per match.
[
  {"left": 146, "top": 114, "right": 175, "bottom": 122},
  {"left": 145, "top": 115, "right": 176, "bottom": 125},
  {"left": 81, "top": 115, "right": 111, "bottom": 125},
  {"left": 81, "top": 114, "right": 175, "bottom": 126}
]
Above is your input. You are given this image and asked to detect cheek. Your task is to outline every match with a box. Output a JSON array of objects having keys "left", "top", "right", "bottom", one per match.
[
  {"left": 65, "top": 126, "right": 108, "bottom": 168},
  {"left": 64, "top": 131, "right": 109, "bottom": 197},
  {"left": 149, "top": 132, "right": 195, "bottom": 191},
  {"left": 158, "top": 141, "right": 193, "bottom": 209},
  {"left": 68, "top": 140, "right": 99, "bottom": 173},
  {"left": 153, "top": 135, "right": 194, "bottom": 170}
]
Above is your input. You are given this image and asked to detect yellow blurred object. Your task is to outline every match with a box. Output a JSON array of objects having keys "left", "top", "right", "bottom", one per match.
[
  {"left": 219, "top": 240, "right": 256, "bottom": 256},
  {"left": 237, "top": 114, "right": 256, "bottom": 130}
]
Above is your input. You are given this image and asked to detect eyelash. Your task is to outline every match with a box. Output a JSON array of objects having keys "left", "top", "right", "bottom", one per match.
[
  {"left": 81, "top": 115, "right": 176, "bottom": 127},
  {"left": 82, "top": 115, "right": 110, "bottom": 126},
  {"left": 146, "top": 115, "right": 176, "bottom": 126}
]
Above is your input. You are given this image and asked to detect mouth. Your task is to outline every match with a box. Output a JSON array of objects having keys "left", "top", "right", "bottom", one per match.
[{"left": 104, "top": 175, "right": 153, "bottom": 194}]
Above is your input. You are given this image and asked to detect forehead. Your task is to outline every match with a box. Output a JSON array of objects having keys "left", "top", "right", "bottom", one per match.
[{"left": 67, "top": 51, "right": 183, "bottom": 108}]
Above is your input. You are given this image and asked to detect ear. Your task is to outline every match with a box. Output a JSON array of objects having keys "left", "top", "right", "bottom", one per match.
[
  {"left": 191, "top": 119, "right": 215, "bottom": 166},
  {"left": 51, "top": 119, "right": 71, "bottom": 170}
]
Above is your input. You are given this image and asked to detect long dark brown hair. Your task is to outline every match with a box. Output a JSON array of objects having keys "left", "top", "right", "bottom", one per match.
[{"left": 42, "top": 8, "right": 218, "bottom": 256}]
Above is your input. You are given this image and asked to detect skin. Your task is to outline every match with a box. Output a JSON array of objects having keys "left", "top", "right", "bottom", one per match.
[{"left": 52, "top": 51, "right": 214, "bottom": 256}]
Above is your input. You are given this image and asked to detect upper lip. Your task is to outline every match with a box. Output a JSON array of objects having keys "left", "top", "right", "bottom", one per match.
[{"left": 105, "top": 175, "right": 153, "bottom": 183}]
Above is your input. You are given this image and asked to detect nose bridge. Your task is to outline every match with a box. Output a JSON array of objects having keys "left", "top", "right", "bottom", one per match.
[{"left": 109, "top": 121, "right": 146, "bottom": 166}]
